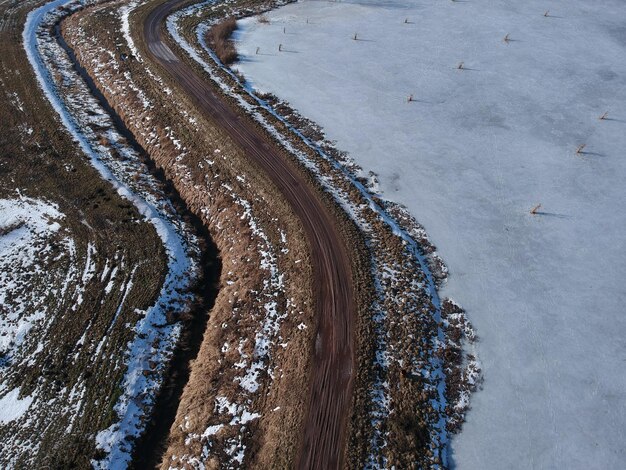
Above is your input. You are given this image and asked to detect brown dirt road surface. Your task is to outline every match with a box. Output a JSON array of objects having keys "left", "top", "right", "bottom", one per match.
[{"left": 143, "top": 1, "right": 357, "bottom": 468}]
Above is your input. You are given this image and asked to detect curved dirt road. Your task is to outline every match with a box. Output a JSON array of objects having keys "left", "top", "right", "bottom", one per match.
[{"left": 143, "top": 1, "right": 356, "bottom": 468}]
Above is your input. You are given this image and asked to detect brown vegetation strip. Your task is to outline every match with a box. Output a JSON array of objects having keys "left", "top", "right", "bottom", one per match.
[
  {"left": 208, "top": 17, "right": 237, "bottom": 64},
  {"left": 144, "top": 1, "right": 356, "bottom": 468}
]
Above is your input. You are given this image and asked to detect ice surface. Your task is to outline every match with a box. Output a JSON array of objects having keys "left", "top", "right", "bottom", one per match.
[{"left": 233, "top": 1, "right": 626, "bottom": 468}]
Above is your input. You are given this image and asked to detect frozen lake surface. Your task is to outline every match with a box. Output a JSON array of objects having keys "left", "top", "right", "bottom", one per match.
[{"left": 233, "top": 0, "right": 626, "bottom": 468}]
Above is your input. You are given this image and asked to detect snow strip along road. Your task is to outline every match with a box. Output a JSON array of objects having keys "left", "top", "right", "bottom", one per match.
[{"left": 144, "top": 1, "right": 357, "bottom": 469}]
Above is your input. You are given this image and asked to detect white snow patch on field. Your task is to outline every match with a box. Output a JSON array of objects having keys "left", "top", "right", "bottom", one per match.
[
  {"left": 0, "top": 197, "right": 64, "bottom": 356},
  {"left": 0, "top": 388, "right": 34, "bottom": 425},
  {"left": 234, "top": 1, "right": 626, "bottom": 468}
]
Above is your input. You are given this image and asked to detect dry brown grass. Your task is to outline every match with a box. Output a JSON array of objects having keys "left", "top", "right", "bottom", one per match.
[
  {"left": 207, "top": 17, "right": 238, "bottom": 64},
  {"left": 530, "top": 203, "right": 542, "bottom": 215}
]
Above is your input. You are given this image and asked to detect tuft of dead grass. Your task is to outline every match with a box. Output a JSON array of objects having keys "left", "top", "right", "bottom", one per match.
[{"left": 207, "top": 17, "right": 238, "bottom": 64}]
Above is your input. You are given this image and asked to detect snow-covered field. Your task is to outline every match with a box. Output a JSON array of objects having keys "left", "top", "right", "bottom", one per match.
[{"left": 233, "top": 0, "right": 626, "bottom": 468}]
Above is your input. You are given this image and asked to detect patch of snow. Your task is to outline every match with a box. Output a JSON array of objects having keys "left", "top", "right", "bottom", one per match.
[
  {"left": 81, "top": 241, "right": 97, "bottom": 284},
  {"left": 0, "top": 197, "right": 65, "bottom": 357},
  {"left": 202, "top": 424, "right": 224, "bottom": 438},
  {"left": 0, "top": 388, "right": 34, "bottom": 425}
]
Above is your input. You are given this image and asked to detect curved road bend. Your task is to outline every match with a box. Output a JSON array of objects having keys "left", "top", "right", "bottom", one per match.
[{"left": 143, "top": 1, "right": 356, "bottom": 468}]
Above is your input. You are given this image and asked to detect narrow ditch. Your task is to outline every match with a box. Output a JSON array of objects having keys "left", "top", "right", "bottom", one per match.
[{"left": 55, "top": 21, "right": 221, "bottom": 469}]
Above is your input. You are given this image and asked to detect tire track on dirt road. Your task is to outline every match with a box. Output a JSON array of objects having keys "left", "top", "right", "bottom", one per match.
[{"left": 143, "top": 1, "right": 357, "bottom": 468}]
